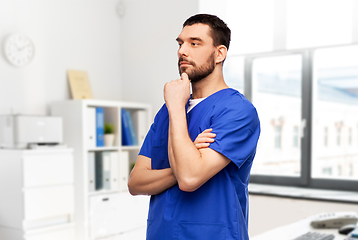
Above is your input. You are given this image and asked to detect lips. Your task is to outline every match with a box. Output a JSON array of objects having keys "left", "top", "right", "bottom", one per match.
[
  {"left": 180, "top": 61, "right": 191, "bottom": 67},
  {"left": 178, "top": 57, "right": 195, "bottom": 68}
]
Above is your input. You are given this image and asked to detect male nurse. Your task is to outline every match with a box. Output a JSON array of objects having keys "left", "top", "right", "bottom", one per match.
[{"left": 128, "top": 13, "right": 260, "bottom": 240}]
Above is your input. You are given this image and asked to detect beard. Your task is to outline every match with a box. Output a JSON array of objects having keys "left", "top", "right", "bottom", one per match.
[{"left": 178, "top": 52, "right": 216, "bottom": 82}]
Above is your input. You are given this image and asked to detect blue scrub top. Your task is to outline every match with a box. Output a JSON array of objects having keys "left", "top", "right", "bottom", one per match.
[{"left": 139, "top": 88, "right": 260, "bottom": 240}]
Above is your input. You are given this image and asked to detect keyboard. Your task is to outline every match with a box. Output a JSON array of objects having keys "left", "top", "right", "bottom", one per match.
[{"left": 293, "top": 232, "right": 335, "bottom": 240}]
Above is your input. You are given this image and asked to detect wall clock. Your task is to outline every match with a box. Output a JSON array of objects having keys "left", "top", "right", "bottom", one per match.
[{"left": 3, "top": 34, "right": 35, "bottom": 67}]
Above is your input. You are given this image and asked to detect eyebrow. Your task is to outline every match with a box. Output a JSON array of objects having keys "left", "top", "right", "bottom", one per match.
[
  {"left": 190, "top": 37, "right": 203, "bottom": 42},
  {"left": 176, "top": 37, "right": 203, "bottom": 42}
]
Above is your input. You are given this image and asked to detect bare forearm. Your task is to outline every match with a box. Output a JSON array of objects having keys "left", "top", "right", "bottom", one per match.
[
  {"left": 164, "top": 73, "right": 230, "bottom": 192},
  {"left": 168, "top": 108, "right": 202, "bottom": 190},
  {"left": 128, "top": 157, "right": 177, "bottom": 196}
]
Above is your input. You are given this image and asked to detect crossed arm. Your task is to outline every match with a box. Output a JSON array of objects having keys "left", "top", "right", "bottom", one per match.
[
  {"left": 165, "top": 73, "right": 231, "bottom": 192},
  {"left": 127, "top": 128, "right": 217, "bottom": 195},
  {"left": 127, "top": 155, "right": 177, "bottom": 196},
  {"left": 128, "top": 73, "right": 231, "bottom": 195}
]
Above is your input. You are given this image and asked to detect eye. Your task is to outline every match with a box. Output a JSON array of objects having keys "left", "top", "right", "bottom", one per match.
[{"left": 191, "top": 42, "right": 198, "bottom": 46}]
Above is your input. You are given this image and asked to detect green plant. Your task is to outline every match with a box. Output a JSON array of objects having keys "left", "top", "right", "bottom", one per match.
[
  {"left": 130, "top": 162, "right": 136, "bottom": 171},
  {"left": 104, "top": 123, "right": 115, "bottom": 134}
]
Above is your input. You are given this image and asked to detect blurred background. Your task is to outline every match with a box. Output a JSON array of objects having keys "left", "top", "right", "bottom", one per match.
[{"left": 1, "top": 0, "right": 358, "bottom": 239}]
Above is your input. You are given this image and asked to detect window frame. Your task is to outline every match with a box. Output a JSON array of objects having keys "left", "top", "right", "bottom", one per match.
[{"left": 241, "top": 46, "right": 358, "bottom": 192}]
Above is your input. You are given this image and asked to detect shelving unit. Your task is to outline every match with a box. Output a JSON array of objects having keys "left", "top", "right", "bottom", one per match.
[{"left": 50, "top": 99, "right": 152, "bottom": 240}]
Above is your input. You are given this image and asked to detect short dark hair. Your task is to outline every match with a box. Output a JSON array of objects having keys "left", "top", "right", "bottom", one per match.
[{"left": 183, "top": 14, "right": 231, "bottom": 50}]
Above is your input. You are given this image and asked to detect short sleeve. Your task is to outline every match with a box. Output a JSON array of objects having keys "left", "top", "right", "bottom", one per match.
[
  {"left": 209, "top": 99, "right": 260, "bottom": 168},
  {"left": 138, "top": 122, "right": 156, "bottom": 159},
  {"left": 138, "top": 104, "right": 167, "bottom": 159}
]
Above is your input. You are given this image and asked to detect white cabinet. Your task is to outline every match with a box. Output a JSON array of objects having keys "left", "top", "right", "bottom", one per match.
[
  {"left": 0, "top": 149, "right": 75, "bottom": 240},
  {"left": 50, "top": 99, "right": 151, "bottom": 240},
  {"left": 89, "top": 193, "right": 123, "bottom": 239}
]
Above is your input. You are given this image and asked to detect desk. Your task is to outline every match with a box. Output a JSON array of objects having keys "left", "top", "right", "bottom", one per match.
[{"left": 251, "top": 216, "right": 351, "bottom": 240}]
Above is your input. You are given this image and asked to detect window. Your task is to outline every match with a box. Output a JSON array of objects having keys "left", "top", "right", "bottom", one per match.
[
  {"left": 200, "top": 0, "right": 358, "bottom": 191},
  {"left": 338, "top": 165, "right": 342, "bottom": 176},
  {"left": 323, "top": 167, "right": 332, "bottom": 176},
  {"left": 336, "top": 127, "right": 342, "bottom": 146},
  {"left": 293, "top": 126, "right": 299, "bottom": 148},
  {"left": 274, "top": 125, "right": 282, "bottom": 149},
  {"left": 223, "top": 56, "right": 244, "bottom": 93},
  {"left": 250, "top": 54, "right": 302, "bottom": 177},
  {"left": 323, "top": 127, "right": 329, "bottom": 147},
  {"left": 244, "top": 45, "right": 358, "bottom": 191},
  {"left": 312, "top": 46, "right": 358, "bottom": 181}
]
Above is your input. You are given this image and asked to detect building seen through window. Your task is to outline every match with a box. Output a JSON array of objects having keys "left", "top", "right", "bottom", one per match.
[
  {"left": 250, "top": 54, "right": 302, "bottom": 177},
  {"left": 312, "top": 46, "right": 358, "bottom": 180}
]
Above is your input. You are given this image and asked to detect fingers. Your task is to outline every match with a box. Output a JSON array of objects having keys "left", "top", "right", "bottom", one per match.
[
  {"left": 195, "top": 142, "right": 211, "bottom": 149},
  {"left": 196, "top": 129, "right": 216, "bottom": 142},
  {"left": 167, "top": 72, "right": 189, "bottom": 84},
  {"left": 181, "top": 72, "right": 190, "bottom": 82},
  {"left": 195, "top": 136, "right": 215, "bottom": 143},
  {"left": 202, "top": 128, "right": 213, "bottom": 133},
  {"left": 194, "top": 128, "right": 216, "bottom": 150}
]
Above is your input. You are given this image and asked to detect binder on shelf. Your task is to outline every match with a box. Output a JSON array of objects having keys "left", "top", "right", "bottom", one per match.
[
  {"left": 102, "top": 151, "right": 111, "bottom": 190},
  {"left": 87, "top": 107, "right": 96, "bottom": 148},
  {"left": 96, "top": 107, "right": 104, "bottom": 147},
  {"left": 109, "top": 151, "right": 119, "bottom": 191},
  {"left": 119, "top": 151, "right": 129, "bottom": 191},
  {"left": 133, "top": 110, "right": 147, "bottom": 145},
  {"left": 125, "top": 110, "right": 138, "bottom": 146},
  {"left": 121, "top": 109, "right": 132, "bottom": 146},
  {"left": 95, "top": 152, "right": 103, "bottom": 190},
  {"left": 88, "top": 152, "right": 95, "bottom": 192},
  {"left": 95, "top": 151, "right": 111, "bottom": 190}
]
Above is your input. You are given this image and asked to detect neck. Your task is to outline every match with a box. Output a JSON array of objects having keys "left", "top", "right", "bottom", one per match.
[{"left": 191, "top": 65, "right": 228, "bottom": 99}]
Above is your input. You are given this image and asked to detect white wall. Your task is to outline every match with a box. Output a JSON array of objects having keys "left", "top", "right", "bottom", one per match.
[
  {"left": 0, "top": 0, "right": 122, "bottom": 115},
  {"left": 0, "top": 0, "right": 199, "bottom": 118},
  {"left": 120, "top": 0, "right": 199, "bottom": 117}
]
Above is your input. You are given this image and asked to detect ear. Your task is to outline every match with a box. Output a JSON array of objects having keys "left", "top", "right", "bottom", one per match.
[{"left": 215, "top": 45, "right": 227, "bottom": 64}]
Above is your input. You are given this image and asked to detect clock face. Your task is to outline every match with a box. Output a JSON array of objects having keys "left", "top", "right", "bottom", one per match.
[{"left": 4, "top": 34, "right": 35, "bottom": 67}]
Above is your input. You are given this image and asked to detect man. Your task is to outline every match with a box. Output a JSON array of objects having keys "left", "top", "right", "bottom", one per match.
[{"left": 128, "top": 14, "right": 260, "bottom": 240}]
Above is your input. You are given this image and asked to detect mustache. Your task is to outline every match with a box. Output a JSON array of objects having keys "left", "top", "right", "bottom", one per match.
[{"left": 178, "top": 57, "right": 196, "bottom": 67}]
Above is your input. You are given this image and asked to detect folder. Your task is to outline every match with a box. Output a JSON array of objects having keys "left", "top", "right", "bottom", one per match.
[
  {"left": 88, "top": 152, "right": 95, "bottom": 192},
  {"left": 132, "top": 110, "right": 147, "bottom": 145},
  {"left": 125, "top": 110, "right": 138, "bottom": 146},
  {"left": 119, "top": 151, "right": 129, "bottom": 191},
  {"left": 102, "top": 151, "right": 111, "bottom": 190},
  {"left": 87, "top": 107, "right": 96, "bottom": 148},
  {"left": 121, "top": 109, "right": 132, "bottom": 146},
  {"left": 96, "top": 107, "right": 104, "bottom": 147},
  {"left": 95, "top": 152, "right": 103, "bottom": 190},
  {"left": 109, "top": 151, "right": 119, "bottom": 191}
]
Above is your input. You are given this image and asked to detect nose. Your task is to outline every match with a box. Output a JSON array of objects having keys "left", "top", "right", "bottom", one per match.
[{"left": 178, "top": 43, "right": 189, "bottom": 57}]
